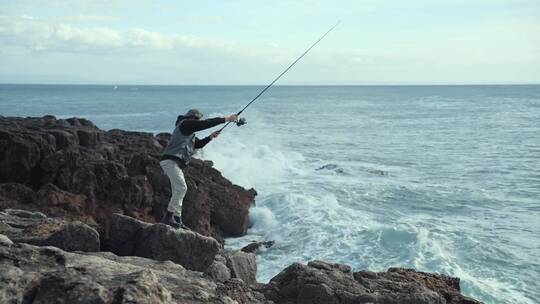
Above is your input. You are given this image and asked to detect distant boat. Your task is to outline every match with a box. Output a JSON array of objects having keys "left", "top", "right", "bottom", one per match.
[{"left": 113, "top": 85, "right": 118, "bottom": 90}]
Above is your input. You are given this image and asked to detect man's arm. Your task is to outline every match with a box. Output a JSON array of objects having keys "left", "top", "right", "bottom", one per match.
[
  {"left": 194, "top": 136, "right": 212, "bottom": 149},
  {"left": 180, "top": 117, "right": 225, "bottom": 135}
]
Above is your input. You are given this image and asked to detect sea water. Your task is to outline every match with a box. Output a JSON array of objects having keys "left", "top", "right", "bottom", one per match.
[{"left": 1, "top": 84, "right": 539, "bottom": 304}]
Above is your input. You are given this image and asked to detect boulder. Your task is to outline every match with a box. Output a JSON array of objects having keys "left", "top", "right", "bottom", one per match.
[
  {"left": 0, "top": 209, "right": 99, "bottom": 252},
  {"left": 354, "top": 267, "right": 482, "bottom": 304},
  {"left": 207, "top": 250, "right": 257, "bottom": 285},
  {"left": 264, "top": 260, "right": 482, "bottom": 304},
  {"left": 0, "top": 235, "right": 269, "bottom": 304},
  {"left": 241, "top": 240, "right": 275, "bottom": 254},
  {"left": 108, "top": 213, "right": 220, "bottom": 272},
  {"left": 222, "top": 250, "right": 257, "bottom": 285},
  {"left": 205, "top": 254, "right": 232, "bottom": 282}
]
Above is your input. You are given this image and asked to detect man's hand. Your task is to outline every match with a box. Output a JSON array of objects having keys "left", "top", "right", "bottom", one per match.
[
  {"left": 225, "top": 114, "right": 238, "bottom": 122},
  {"left": 210, "top": 131, "right": 220, "bottom": 139}
]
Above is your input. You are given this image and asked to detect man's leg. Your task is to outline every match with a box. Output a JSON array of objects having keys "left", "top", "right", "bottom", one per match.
[{"left": 159, "top": 160, "right": 188, "bottom": 228}]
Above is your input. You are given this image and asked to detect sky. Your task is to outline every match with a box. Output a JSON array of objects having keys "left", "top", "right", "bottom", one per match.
[{"left": 0, "top": 0, "right": 539, "bottom": 85}]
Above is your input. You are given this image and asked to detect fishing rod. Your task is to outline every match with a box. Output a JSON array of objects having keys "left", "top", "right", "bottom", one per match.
[{"left": 218, "top": 21, "right": 340, "bottom": 132}]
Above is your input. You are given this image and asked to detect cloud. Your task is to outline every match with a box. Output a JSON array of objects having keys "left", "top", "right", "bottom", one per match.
[
  {"left": 0, "top": 15, "right": 240, "bottom": 54},
  {"left": 1, "top": 6, "right": 538, "bottom": 85},
  {"left": 57, "top": 15, "right": 121, "bottom": 24}
]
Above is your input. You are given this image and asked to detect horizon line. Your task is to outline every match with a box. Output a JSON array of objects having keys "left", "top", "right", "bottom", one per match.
[{"left": 1, "top": 82, "right": 539, "bottom": 87}]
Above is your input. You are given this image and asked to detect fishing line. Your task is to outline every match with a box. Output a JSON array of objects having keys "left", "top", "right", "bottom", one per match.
[{"left": 218, "top": 21, "right": 340, "bottom": 132}]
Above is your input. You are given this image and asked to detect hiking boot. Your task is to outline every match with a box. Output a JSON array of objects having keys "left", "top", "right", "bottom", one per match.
[
  {"left": 161, "top": 211, "right": 180, "bottom": 229},
  {"left": 173, "top": 215, "right": 190, "bottom": 230}
]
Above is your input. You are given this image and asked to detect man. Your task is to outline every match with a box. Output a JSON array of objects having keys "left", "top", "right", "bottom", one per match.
[{"left": 160, "top": 109, "right": 238, "bottom": 228}]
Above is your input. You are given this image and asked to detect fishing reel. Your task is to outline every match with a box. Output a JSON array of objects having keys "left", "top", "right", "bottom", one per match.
[{"left": 236, "top": 117, "right": 247, "bottom": 127}]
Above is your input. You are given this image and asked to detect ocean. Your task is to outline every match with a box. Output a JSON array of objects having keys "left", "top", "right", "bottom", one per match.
[{"left": 1, "top": 84, "right": 539, "bottom": 303}]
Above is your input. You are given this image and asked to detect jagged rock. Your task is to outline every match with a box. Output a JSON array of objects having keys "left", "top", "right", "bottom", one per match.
[
  {"left": 241, "top": 240, "right": 275, "bottom": 254},
  {"left": 264, "top": 260, "right": 482, "bottom": 304},
  {"left": 206, "top": 254, "right": 232, "bottom": 282},
  {"left": 222, "top": 250, "right": 257, "bottom": 285},
  {"left": 108, "top": 213, "right": 220, "bottom": 272},
  {"left": 0, "top": 209, "right": 99, "bottom": 252},
  {"left": 217, "top": 278, "right": 270, "bottom": 304},
  {"left": 178, "top": 157, "right": 257, "bottom": 243},
  {"left": 354, "top": 267, "right": 482, "bottom": 304},
  {"left": 0, "top": 116, "right": 257, "bottom": 243},
  {"left": 207, "top": 250, "right": 257, "bottom": 285},
  {"left": 0, "top": 235, "right": 269, "bottom": 304}
]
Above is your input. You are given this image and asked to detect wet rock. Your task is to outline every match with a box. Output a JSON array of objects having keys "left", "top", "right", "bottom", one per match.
[
  {"left": 0, "top": 237, "right": 268, "bottom": 304},
  {"left": 108, "top": 213, "right": 220, "bottom": 272},
  {"left": 0, "top": 209, "right": 99, "bottom": 252},
  {"left": 367, "top": 169, "right": 388, "bottom": 176},
  {"left": 181, "top": 158, "right": 257, "bottom": 243},
  {"left": 241, "top": 240, "right": 275, "bottom": 254},
  {"left": 315, "top": 164, "right": 339, "bottom": 171},
  {"left": 315, "top": 163, "right": 345, "bottom": 174}
]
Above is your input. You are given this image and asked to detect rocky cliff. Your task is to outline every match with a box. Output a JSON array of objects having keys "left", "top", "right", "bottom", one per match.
[
  {"left": 0, "top": 116, "right": 482, "bottom": 304},
  {"left": 0, "top": 115, "right": 256, "bottom": 244}
]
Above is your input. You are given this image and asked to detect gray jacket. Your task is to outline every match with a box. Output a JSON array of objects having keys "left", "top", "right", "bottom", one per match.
[{"left": 163, "top": 119, "right": 196, "bottom": 163}]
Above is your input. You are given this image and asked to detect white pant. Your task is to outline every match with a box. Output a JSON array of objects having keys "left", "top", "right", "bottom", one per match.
[{"left": 159, "top": 159, "right": 187, "bottom": 217}]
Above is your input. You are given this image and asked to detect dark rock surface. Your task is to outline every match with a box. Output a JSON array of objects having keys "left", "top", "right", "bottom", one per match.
[
  {"left": 0, "top": 234, "right": 269, "bottom": 304},
  {"left": 108, "top": 213, "right": 220, "bottom": 272},
  {"left": 0, "top": 116, "right": 256, "bottom": 243},
  {"left": 241, "top": 240, "right": 275, "bottom": 254},
  {"left": 0, "top": 208, "right": 99, "bottom": 252},
  {"left": 264, "top": 260, "right": 482, "bottom": 304}
]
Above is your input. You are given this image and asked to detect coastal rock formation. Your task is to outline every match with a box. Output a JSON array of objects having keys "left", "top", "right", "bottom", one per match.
[
  {"left": 263, "top": 260, "right": 481, "bottom": 304},
  {"left": 0, "top": 116, "right": 256, "bottom": 243},
  {"left": 0, "top": 116, "right": 483, "bottom": 304},
  {"left": 0, "top": 208, "right": 99, "bottom": 252},
  {"left": 0, "top": 234, "right": 269, "bottom": 304},
  {"left": 108, "top": 213, "right": 220, "bottom": 272},
  {"left": 0, "top": 232, "right": 483, "bottom": 304}
]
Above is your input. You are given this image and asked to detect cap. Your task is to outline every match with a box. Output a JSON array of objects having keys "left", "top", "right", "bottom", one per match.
[{"left": 184, "top": 109, "right": 203, "bottom": 119}]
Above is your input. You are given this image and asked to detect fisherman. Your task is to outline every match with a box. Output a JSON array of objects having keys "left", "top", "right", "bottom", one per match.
[{"left": 160, "top": 109, "right": 238, "bottom": 228}]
